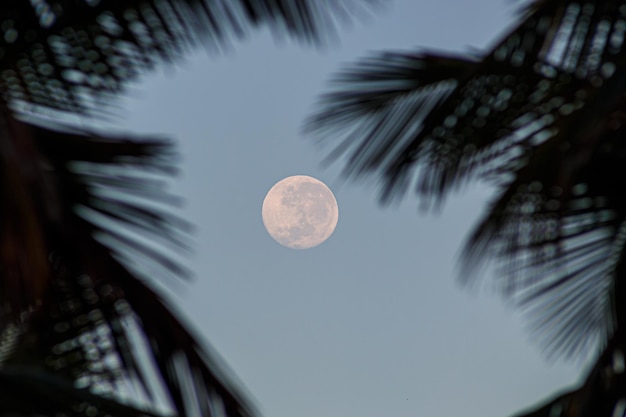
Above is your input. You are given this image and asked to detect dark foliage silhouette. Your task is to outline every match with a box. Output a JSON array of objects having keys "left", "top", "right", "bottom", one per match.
[
  {"left": 0, "top": 1, "right": 379, "bottom": 416},
  {"left": 307, "top": 1, "right": 626, "bottom": 415}
]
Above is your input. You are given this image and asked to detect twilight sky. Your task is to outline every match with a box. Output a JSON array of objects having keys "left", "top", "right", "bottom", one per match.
[{"left": 111, "top": 1, "right": 583, "bottom": 417}]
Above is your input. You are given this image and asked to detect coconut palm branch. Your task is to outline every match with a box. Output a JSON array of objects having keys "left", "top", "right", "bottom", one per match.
[
  {"left": 307, "top": 0, "right": 626, "bottom": 354},
  {"left": 0, "top": 117, "right": 255, "bottom": 417},
  {"left": 0, "top": 1, "right": 380, "bottom": 416},
  {"left": 0, "top": 0, "right": 380, "bottom": 117},
  {"left": 307, "top": 0, "right": 626, "bottom": 414}
]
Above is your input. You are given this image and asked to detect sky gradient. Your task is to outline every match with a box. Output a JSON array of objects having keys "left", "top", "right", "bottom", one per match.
[{"left": 111, "top": 1, "right": 583, "bottom": 417}]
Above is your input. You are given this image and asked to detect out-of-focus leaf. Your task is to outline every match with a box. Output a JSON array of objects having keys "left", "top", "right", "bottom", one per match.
[
  {"left": 0, "top": 0, "right": 382, "bottom": 118},
  {"left": 0, "top": 118, "right": 254, "bottom": 417},
  {"left": 307, "top": 0, "right": 626, "bottom": 359}
]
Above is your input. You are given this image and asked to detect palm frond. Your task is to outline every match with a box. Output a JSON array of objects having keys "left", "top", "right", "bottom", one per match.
[
  {"left": 0, "top": 0, "right": 384, "bottom": 415},
  {"left": 457, "top": 75, "right": 626, "bottom": 356},
  {"left": 0, "top": 116, "right": 254, "bottom": 417},
  {"left": 305, "top": 51, "right": 478, "bottom": 201},
  {"left": 307, "top": 0, "right": 626, "bottom": 358},
  {"left": 15, "top": 243, "right": 255, "bottom": 417},
  {"left": 0, "top": 114, "right": 185, "bottom": 317},
  {"left": 0, "top": 0, "right": 381, "bottom": 117},
  {"left": 307, "top": 0, "right": 626, "bottom": 202}
]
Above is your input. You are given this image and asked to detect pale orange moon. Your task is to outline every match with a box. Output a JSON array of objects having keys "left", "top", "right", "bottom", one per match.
[{"left": 262, "top": 175, "right": 339, "bottom": 249}]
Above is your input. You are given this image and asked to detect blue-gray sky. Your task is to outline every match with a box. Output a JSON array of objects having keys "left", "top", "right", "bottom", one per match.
[{"left": 114, "top": 1, "right": 582, "bottom": 416}]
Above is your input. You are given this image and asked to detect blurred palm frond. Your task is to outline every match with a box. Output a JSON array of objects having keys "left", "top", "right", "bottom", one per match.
[
  {"left": 0, "top": 0, "right": 382, "bottom": 118},
  {"left": 0, "top": 1, "right": 385, "bottom": 415},
  {"left": 307, "top": 0, "right": 626, "bottom": 361},
  {"left": 0, "top": 118, "right": 255, "bottom": 417}
]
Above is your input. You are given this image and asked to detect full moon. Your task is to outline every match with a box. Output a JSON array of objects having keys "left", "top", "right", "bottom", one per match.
[{"left": 262, "top": 175, "right": 339, "bottom": 249}]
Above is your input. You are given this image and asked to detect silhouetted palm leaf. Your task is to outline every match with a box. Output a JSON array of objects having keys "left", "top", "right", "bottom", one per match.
[
  {"left": 0, "top": 118, "right": 255, "bottom": 417},
  {"left": 0, "top": 1, "right": 381, "bottom": 415},
  {"left": 308, "top": 0, "right": 626, "bottom": 414},
  {"left": 0, "top": 0, "right": 380, "bottom": 118},
  {"left": 307, "top": 0, "right": 626, "bottom": 356}
]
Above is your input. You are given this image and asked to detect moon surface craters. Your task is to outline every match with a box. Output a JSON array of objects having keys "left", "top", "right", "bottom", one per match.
[{"left": 262, "top": 176, "right": 338, "bottom": 249}]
